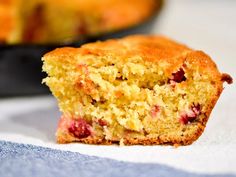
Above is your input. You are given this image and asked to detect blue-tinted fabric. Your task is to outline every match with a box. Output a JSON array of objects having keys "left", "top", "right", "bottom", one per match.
[{"left": 0, "top": 141, "right": 234, "bottom": 177}]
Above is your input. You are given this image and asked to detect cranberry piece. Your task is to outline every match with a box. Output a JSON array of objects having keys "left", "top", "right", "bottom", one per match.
[
  {"left": 169, "top": 68, "right": 186, "bottom": 84},
  {"left": 179, "top": 104, "right": 201, "bottom": 125},
  {"left": 68, "top": 119, "right": 92, "bottom": 139},
  {"left": 151, "top": 105, "right": 160, "bottom": 118},
  {"left": 191, "top": 104, "right": 201, "bottom": 115},
  {"left": 97, "top": 119, "right": 108, "bottom": 126},
  {"left": 179, "top": 112, "right": 197, "bottom": 124},
  {"left": 179, "top": 113, "right": 189, "bottom": 125}
]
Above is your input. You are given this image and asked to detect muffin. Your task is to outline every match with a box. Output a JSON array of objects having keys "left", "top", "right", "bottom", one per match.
[
  {"left": 42, "top": 35, "right": 232, "bottom": 145},
  {"left": 0, "top": 0, "right": 159, "bottom": 44}
]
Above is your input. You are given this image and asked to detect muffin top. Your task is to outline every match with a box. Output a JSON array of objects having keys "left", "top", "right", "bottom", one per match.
[{"left": 45, "top": 35, "right": 225, "bottom": 81}]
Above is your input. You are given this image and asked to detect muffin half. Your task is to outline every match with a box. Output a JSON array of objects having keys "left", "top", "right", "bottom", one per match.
[{"left": 42, "top": 35, "right": 232, "bottom": 145}]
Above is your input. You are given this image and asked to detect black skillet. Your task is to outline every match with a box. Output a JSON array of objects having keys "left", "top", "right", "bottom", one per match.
[{"left": 0, "top": 0, "right": 163, "bottom": 96}]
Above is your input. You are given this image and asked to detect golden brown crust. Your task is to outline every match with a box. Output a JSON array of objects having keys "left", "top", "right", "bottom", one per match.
[
  {"left": 45, "top": 35, "right": 191, "bottom": 78},
  {"left": 45, "top": 35, "right": 221, "bottom": 78}
]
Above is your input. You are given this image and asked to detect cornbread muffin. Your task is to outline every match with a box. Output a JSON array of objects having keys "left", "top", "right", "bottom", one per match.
[
  {"left": 0, "top": 0, "right": 159, "bottom": 44},
  {"left": 42, "top": 35, "right": 232, "bottom": 145}
]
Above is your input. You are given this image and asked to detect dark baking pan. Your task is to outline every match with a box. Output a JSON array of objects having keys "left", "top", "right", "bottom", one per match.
[{"left": 0, "top": 0, "right": 164, "bottom": 97}]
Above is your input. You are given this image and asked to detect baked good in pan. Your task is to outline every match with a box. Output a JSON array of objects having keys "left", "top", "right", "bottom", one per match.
[
  {"left": 0, "top": 0, "right": 159, "bottom": 44},
  {"left": 42, "top": 35, "right": 232, "bottom": 145}
]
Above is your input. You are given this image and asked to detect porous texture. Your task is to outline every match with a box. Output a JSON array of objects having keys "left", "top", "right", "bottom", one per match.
[
  {"left": 0, "top": 0, "right": 159, "bottom": 44},
  {"left": 42, "top": 35, "right": 232, "bottom": 145}
]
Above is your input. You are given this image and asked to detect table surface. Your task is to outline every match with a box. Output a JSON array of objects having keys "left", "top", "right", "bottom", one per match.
[{"left": 0, "top": 0, "right": 235, "bottom": 176}]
